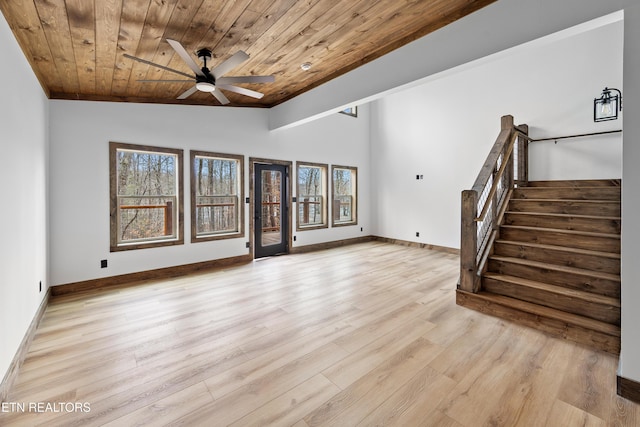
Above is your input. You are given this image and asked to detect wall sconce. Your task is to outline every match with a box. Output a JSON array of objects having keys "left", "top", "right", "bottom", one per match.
[{"left": 594, "top": 87, "right": 622, "bottom": 122}]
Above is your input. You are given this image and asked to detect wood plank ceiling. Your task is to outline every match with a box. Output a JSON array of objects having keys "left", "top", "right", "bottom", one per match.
[{"left": 0, "top": 0, "right": 496, "bottom": 108}]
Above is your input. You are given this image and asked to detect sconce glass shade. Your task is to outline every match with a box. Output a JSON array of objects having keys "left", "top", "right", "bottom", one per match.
[{"left": 594, "top": 87, "right": 622, "bottom": 122}]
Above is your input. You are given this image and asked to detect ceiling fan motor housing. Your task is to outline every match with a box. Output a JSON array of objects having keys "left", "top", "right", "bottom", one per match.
[{"left": 197, "top": 48, "right": 212, "bottom": 62}]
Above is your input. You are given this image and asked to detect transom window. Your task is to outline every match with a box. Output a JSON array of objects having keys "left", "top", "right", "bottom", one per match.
[
  {"left": 110, "top": 142, "right": 184, "bottom": 251},
  {"left": 332, "top": 165, "right": 357, "bottom": 226},
  {"left": 296, "top": 162, "right": 328, "bottom": 230},
  {"left": 191, "top": 151, "right": 244, "bottom": 242},
  {"left": 339, "top": 106, "right": 358, "bottom": 117}
]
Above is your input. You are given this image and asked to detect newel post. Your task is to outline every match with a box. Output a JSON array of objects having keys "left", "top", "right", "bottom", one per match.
[
  {"left": 516, "top": 123, "right": 529, "bottom": 185},
  {"left": 460, "top": 190, "right": 478, "bottom": 292},
  {"left": 501, "top": 114, "right": 514, "bottom": 131}
]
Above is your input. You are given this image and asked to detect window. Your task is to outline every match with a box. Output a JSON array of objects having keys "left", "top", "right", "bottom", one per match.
[
  {"left": 110, "top": 142, "right": 184, "bottom": 251},
  {"left": 191, "top": 151, "right": 244, "bottom": 242},
  {"left": 339, "top": 106, "right": 358, "bottom": 117},
  {"left": 332, "top": 165, "right": 357, "bottom": 226},
  {"left": 296, "top": 162, "right": 328, "bottom": 230}
]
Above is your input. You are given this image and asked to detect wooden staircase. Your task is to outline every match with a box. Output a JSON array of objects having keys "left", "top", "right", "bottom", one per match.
[{"left": 457, "top": 179, "right": 621, "bottom": 353}]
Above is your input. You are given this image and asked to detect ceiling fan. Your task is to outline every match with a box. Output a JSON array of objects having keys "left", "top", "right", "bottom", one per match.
[{"left": 123, "top": 39, "right": 275, "bottom": 105}]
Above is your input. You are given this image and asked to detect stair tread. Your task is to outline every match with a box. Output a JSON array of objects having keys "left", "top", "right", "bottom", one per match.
[
  {"left": 510, "top": 198, "right": 619, "bottom": 203},
  {"left": 501, "top": 224, "right": 620, "bottom": 239},
  {"left": 517, "top": 185, "right": 620, "bottom": 189},
  {"left": 483, "top": 273, "right": 620, "bottom": 307},
  {"left": 470, "top": 290, "right": 621, "bottom": 337},
  {"left": 505, "top": 211, "right": 621, "bottom": 221},
  {"left": 517, "top": 187, "right": 620, "bottom": 192},
  {"left": 489, "top": 255, "right": 621, "bottom": 281},
  {"left": 494, "top": 240, "right": 621, "bottom": 260},
  {"left": 525, "top": 179, "right": 620, "bottom": 187}
]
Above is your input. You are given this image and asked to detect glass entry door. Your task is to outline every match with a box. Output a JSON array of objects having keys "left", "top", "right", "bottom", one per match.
[{"left": 254, "top": 163, "right": 288, "bottom": 258}]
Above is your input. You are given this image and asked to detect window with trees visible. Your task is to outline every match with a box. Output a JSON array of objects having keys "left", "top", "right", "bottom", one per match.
[
  {"left": 332, "top": 165, "right": 357, "bottom": 226},
  {"left": 191, "top": 151, "right": 244, "bottom": 242},
  {"left": 110, "top": 142, "right": 184, "bottom": 251},
  {"left": 296, "top": 162, "right": 328, "bottom": 230}
]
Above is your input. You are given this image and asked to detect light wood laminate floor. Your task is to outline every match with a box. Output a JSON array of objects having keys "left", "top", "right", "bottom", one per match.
[{"left": 1, "top": 242, "right": 638, "bottom": 426}]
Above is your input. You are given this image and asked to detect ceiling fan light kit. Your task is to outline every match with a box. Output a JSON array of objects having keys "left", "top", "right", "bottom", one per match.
[
  {"left": 196, "top": 81, "right": 216, "bottom": 92},
  {"left": 124, "top": 39, "right": 275, "bottom": 105}
]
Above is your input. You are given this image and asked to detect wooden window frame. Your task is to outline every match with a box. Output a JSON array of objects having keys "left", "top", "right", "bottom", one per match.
[
  {"left": 331, "top": 165, "right": 358, "bottom": 227},
  {"left": 109, "top": 142, "right": 184, "bottom": 252},
  {"left": 296, "top": 161, "right": 328, "bottom": 231},
  {"left": 190, "top": 151, "right": 245, "bottom": 243}
]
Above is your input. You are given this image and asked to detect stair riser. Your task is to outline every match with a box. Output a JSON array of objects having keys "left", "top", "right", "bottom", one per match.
[
  {"left": 513, "top": 187, "right": 621, "bottom": 201},
  {"left": 500, "top": 227, "right": 620, "bottom": 253},
  {"left": 487, "top": 259, "right": 620, "bottom": 298},
  {"left": 504, "top": 213, "right": 620, "bottom": 234},
  {"left": 525, "top": 179, "right": 620, "bottom": 188},
  {"left": 456, "top": 290, "right": 620, "bottom": 354},
  {"left": 482, "top": 277, "right": 620, "bottom": 324},
  {"left": 493, "top": 242, "right": 620, "bottom": 275},
  {"left": 508, "top": 200, "right": 620, "bottom": 216}
]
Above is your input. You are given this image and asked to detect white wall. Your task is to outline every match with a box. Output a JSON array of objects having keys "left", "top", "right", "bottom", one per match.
[
  {"left": 48, "top": 101, "right": 369, "bottom": 286},
  {"left": 620, "top": 2, "right": 640, "bottom": 387},
  {"left": 370, "top": 20, "right": 623, "bottom": 250},
  {"left": 0, "top": 13, "right": 49, "bottom": 385}
]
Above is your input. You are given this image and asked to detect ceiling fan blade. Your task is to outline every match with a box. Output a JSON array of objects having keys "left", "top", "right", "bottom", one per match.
[
  {"left": 137, "top": 79, "right": 193, "bottom": 83},
  {"left": 216, "top": 75, "right": 275, "bottom": 85},
  {"left": 217, "top": 84, "right": 264, "bottom": 99},
  {"left": 166, "top": 39, "right": 205, "bottom": 77},
  {"left": 177, "top": 85, "right": 199, "bottom": 100},
  {"left": 123, "top": 53, "right": 193, "bottom": 79},
  {"left": 211, "top": 51, "right": 250, "bottom": 79},
  {"left": 211, "top": 90, "right": 230, "bottom": 105}
]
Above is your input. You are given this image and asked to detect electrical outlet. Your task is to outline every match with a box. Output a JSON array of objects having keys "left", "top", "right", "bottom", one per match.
[
  {"left": 246, "top": 242, "right": 250, "bottom": 248},
  {"left": 361, "top": 227, "right": 363, "bottom": 232},
  {"left": 101, "top": 259, "right": 108, "bottom": 268},
  {"left": 416, "top": 232, "right": 420, "bottom": 237}
]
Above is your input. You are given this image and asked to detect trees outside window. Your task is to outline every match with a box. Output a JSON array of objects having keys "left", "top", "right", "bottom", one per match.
[
  {"left": 332, "top": 165, "right": 357, "bottom": 226},
  {"left": 110, "top": 142, "right": 184, "bottom": 251},
  {"left": 191, "top": 151, "right": 244, "bottom": 242},
  {"left": 297, "top": 162, "right": 328, "bottom": 230}
]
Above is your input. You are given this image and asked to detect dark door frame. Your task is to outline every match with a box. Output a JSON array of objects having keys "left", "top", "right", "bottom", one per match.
[{"left": 249, "top": 157, "right": 293, "bottom": 259}]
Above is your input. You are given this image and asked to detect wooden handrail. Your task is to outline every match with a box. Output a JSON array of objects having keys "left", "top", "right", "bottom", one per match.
[
  {"left": 120, "top": 205, "right": 169, "bottom": 209},
  {"left": 196, "top": 203, "right": 236, "bottom": 208},
  {"left": 460, "top": 115, "right": 528, "bottom": 293},
  {"left": 471, "top": 115, "right": 514, "bottom": 193},
  {"left": 120, "top": 201, "right": 173, "bottom": 236},
  {"left": 474, "top": 131, "right": 518, "bottom": 222}
]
